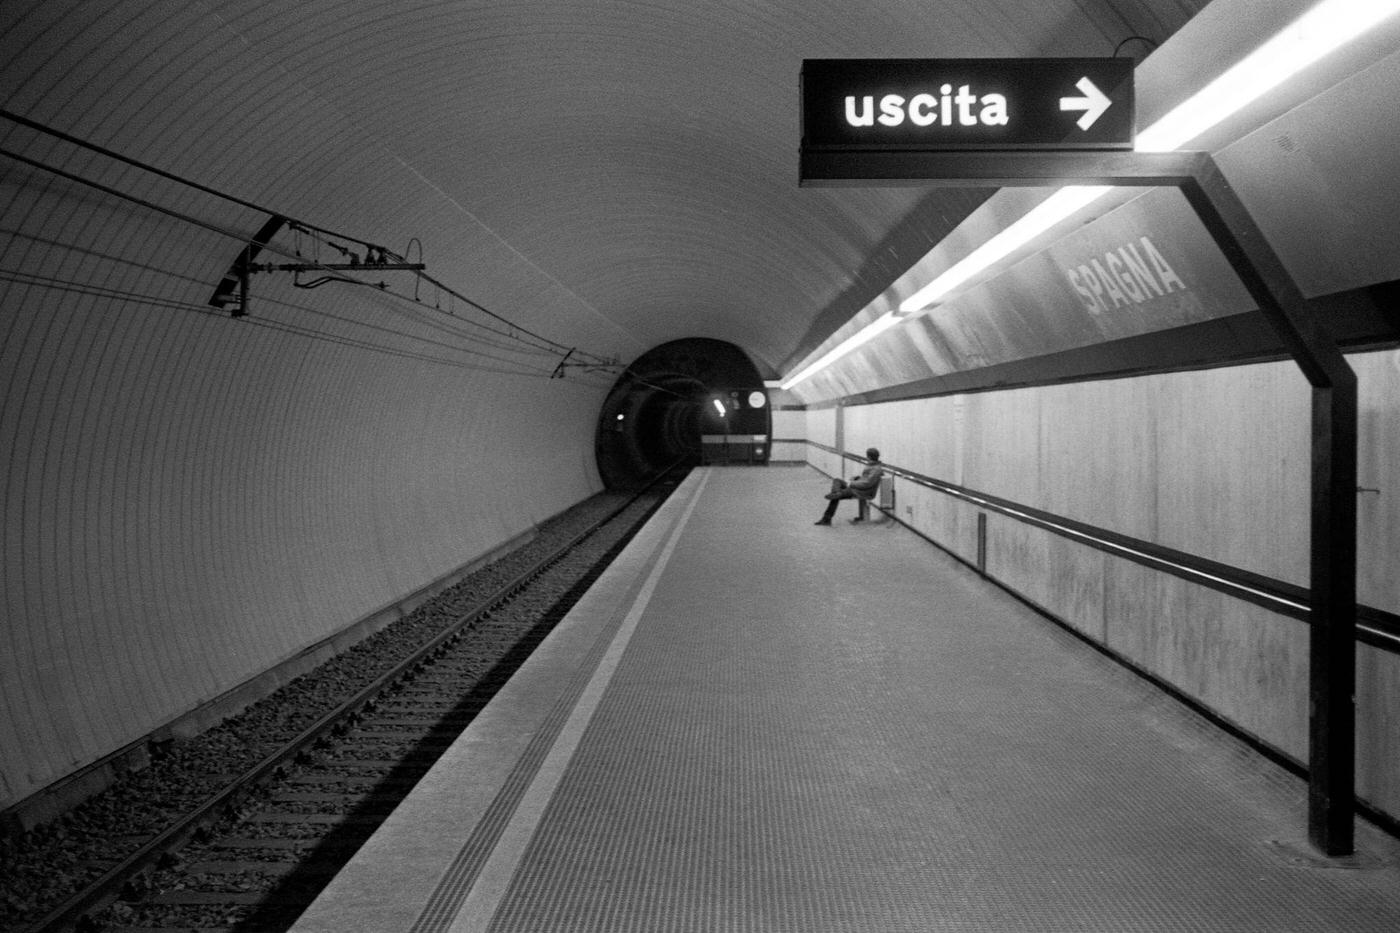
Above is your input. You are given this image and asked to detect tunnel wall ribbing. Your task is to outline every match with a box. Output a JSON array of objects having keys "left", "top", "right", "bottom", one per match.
[
  {"left": 0, "top": 7, "right": 618, "bottom": 814},
  {"left": 0, "top": 275, "right": 605, "bottom": 812}
]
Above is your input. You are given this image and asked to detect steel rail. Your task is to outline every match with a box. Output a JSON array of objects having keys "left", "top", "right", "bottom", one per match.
[{"left": 28, "top": 464, "right": 685, "bottom": 933}]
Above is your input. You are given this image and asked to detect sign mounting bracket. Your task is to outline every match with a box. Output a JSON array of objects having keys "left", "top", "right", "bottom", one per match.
[{"left": 805, "top": 144, "right": 1359, "bottom": 859}]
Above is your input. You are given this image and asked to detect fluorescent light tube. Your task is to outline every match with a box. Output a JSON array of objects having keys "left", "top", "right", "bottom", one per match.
[
  {"left": 781, "top": 0, "right": 1400, "bottom": 389},
  {"left": 1136, "top": 0, "right": 1400, "bottom": 152},
  {"left": 779, "top": 310, "right": 904, "bottom": 390},
  {"left": 897, "top": 184, "right": 1112, "bottom": 314}
]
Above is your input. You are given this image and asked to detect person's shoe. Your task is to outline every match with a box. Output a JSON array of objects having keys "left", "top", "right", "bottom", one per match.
[
  {"left": 850, "top": 517, "right": 864, "bottom": 523},
  {"left": 823, "top": 492, "right": 840, "bottom": 500},
  {"left": 814, "top": 518, "right": 831, "bottom": 525}
]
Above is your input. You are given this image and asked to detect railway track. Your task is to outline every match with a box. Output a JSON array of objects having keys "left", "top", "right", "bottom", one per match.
[{"left": 9, "top": 468, "right": 685, "bottom": 933}]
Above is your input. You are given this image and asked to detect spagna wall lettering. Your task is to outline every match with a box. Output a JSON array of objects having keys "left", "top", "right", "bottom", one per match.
[{"left": 1062, "top": 236, "right": 1187, "bottom": 315}]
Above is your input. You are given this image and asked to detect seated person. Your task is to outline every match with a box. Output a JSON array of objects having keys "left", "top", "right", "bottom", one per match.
[{"left": 815, "top": 448, "right": 883, "bottom": 525}]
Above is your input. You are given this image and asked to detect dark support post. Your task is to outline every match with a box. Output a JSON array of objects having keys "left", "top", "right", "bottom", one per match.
[
  {"left": 234, "top": 245, "right": 251, "bottom": 319},
  {"left": 802, "top": 147, "right": 1360, "bottom": 855},
  {"left": 208, "top": 214, "right": 286, "bottom": 314},
  {"left": 977, "top": 512, "right": 988, "bottom": 576},
  {"left": 1179, "top": 163, "right": 1358, "bottom": 857},
  {"left": 1308, "top": 381, "right": 1359, "bottom": 852}
]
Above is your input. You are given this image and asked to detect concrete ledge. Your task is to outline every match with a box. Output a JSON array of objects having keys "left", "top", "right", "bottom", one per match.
[{"left": 1, "top": 528, "right": 535, "bottom": 836}]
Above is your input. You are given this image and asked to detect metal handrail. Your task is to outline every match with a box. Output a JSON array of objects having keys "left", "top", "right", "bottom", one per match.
[{"left": 814, "top": 443, "right": 1399, "bottom": 654}]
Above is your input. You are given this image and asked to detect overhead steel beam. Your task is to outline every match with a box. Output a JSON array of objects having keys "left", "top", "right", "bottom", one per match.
[
  {"left": 1178, "top": 161, "right": 1358, "bottom": 857},
  {"left": 799, "top": 148, "right": 1200, "bottom": 188},
  {"left": 809, "top": 148, "right": 1358, "bottom": 856}
]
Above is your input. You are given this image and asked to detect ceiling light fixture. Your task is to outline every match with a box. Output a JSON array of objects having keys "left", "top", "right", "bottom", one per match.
[
  {"left": 778, "top": 310, "right": 906, "bottom": 392},
  {"left": 781, "top": 0, "right": 1400, "bottom": 391}
]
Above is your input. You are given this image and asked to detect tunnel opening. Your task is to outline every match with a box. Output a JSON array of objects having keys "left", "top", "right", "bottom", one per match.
[{"left": 594, "top": 338, "right": 770, "bottom": 489}]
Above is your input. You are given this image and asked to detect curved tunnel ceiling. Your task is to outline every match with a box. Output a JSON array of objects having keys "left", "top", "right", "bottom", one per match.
[{"left": 2, "top": 0, "right": 1210, "bottom": 380}]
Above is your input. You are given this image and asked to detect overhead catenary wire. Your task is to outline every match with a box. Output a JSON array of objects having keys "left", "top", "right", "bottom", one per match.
[
  {"left": 0, "top": 226, "right": 562, "bottom": 366},
  {"left": 247, "top": 316, "right": 560, "bottom": 377},
  {"left": 0, "top": 108, "right": 619, "bottom": 372},
  {"left": 0, "top": 268, "right": 563, "bottom": 378},
  {"left": 0, "top": 269, "right": 555, "bottom": 377},
  {"left": 0, "top": 148, "right": 598, "bottom": 371}
]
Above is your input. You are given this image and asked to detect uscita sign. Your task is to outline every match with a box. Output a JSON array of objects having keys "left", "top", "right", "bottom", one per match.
[
  {"left": 844, "top": 85, "right": 1009, "bottom": 128},
  {"left": 801, "top": 58, "right": 1134, "bottom": 153}
]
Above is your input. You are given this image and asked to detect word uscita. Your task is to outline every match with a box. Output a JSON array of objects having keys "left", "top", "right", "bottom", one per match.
[
  {"left": 844, "top": 85, "right": 1010, "bottom": 128},
  {"left": 1064, "top": 236, "right": 1187, "bottom": 315}
]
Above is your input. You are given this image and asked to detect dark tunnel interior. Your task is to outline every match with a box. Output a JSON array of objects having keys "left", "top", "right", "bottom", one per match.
[{"left": 594, "top": 338, "right": 770, "bottom": 488}]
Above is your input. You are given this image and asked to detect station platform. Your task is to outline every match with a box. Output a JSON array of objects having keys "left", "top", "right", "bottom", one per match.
[{"left": 289, "top": 466, "right": 1400, "bottom": 932}]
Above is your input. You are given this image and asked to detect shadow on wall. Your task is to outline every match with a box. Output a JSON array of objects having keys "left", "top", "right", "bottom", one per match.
[{"left": 595, "top": 338, "right": 771, "bottom": 488}]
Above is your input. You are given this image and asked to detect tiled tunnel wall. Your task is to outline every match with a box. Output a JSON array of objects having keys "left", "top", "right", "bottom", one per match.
[
  {"left": 0, "top": 274, "right": 605, "bottom": 809},
  {"left": 1, "top": 1, "right": 630, "bottom": 814}
]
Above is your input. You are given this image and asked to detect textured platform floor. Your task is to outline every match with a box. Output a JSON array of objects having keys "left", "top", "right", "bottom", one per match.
[{"left": 290, "top": 466, "right": 1400, "bottom": 933}]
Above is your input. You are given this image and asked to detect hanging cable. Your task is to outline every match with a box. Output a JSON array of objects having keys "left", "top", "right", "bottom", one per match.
[
  {"left": 1, "top": 225, "right": 560, "bottom": 365},
  {"left": 0, "top": 108, "right": 620, "bottom": 373},
  {"left": 0, "top": 268, "right": 562, "bottom": 378},
  {"left": 1112, "top": 35, "right": 1158, "bottom": 59},
  {"left": 0, "top": 148, "right": 610, "bottom": 372}
]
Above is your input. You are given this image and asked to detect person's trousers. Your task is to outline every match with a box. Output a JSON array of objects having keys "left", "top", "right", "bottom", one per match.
[{"left": 821, "top": 488, "right": 858, "bottom": 521}]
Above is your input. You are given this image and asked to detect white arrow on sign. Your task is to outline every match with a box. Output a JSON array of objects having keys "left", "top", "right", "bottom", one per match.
[{"left": 1059, "top": 76, "right": 1112, "bottom": 130}]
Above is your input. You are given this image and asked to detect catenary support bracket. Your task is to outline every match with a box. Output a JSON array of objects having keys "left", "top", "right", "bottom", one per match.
[
  {"left": 208, "top": 215, "right": 287, "bottom": 317},
  {"left": 803, "top": 148, "right": 1359, "bottom": 857}
]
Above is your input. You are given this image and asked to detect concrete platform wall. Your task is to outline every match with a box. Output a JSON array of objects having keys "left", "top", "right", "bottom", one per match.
[
  {"left": 769, "top": 409, "right": 809, "bottom": 462},
  {"left": 824, "top": 347, "right": 1400, "bottom": 824}
]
